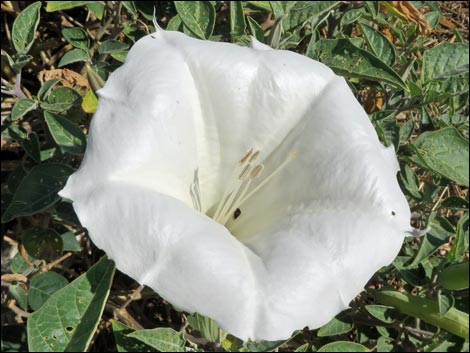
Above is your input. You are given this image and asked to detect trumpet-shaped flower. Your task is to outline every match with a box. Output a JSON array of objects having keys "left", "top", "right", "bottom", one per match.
[{"left": 59, "top": 28, "right": 412, "bottom": 341}]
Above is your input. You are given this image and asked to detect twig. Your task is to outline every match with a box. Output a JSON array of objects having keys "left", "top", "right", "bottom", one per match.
[
  {"left": 7, "top": 300, "right": 30, "bottom": 318},
  {"left": 43, "top": 252, "right": 73, "bottom": 271}
]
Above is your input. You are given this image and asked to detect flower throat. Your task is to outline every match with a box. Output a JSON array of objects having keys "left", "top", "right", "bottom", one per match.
[{"left": 190, "top": 148, "right": 298, "bottom": 228}]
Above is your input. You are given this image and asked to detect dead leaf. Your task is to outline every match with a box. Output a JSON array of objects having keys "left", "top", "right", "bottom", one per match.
[
  {"left": 38, "top": 68, "right": 89, "bottom": 93},
  {"left": 362, "top": 88, "right": 383, "bottom": 114},
  {"left": 382, "top": 1, "right": 432, "bottom": 35}
]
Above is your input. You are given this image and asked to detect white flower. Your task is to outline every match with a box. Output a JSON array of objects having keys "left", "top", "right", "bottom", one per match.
[{"left": 59, "top": 28, "right": 412, "bottom": 341}]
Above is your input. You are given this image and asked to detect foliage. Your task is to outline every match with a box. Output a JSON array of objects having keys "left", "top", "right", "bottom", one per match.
[{"left": 1, "top": 1, "right": 468, "bottom": 352}]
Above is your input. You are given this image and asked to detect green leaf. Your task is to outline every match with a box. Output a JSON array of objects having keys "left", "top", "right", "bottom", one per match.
[
  {"left": 23, "top": 227, "right": 63, "bottom": 261},
  {"left": 400, "top": 164, "right": 421, "bottom": 200},
  {"left": 98, "top": 40, "right": 130, "bottom": 54},
  {"left": 28, "top": 271, "right": 69, "bottom": 310},
  {"left": 27, "top": 257, "right": 115, "bottom": 352},
  {"left": 376, "top": 336, "right": 393, "bottom": 352},
  {"left": 438, "top": 263, "right": 469, "bottom": 291},
  {"left": 295, "top": 343, "right": 310, "bottom": 352},
  {"left": 359, "top": 23, "right": 396, "bottom": 67},
  {"left": 86, "top": 2, "right": 105, "bottom": 20},
  {"left": 22, "top": 132, "right": 41, "bottom": 163},
  {"left": 12, "top": 2, "right": 41, "bottom": 54},
  {"left": 44, "top": 111, "right": 87, "bottom": 154},
  {"left": 374, "top": 290, "right": 469, "bottom": 339},
  {"left": 128, "top": 328, "right": 186, "bottom": 352},
  {"left": 187, "top": 313, "right": 225, "bottom": 343},
  {"left": 282, "top": 2, "right": 340, "bottom": 32},
  {"left": 62, "top": 27, "right": 89, "bottom": 50},
  {"left": 45, "top": 1, "right": 93, "bottom": 12},
  {"left": 230, "top": 2, "right": 246, "bottom": 39},
  {"left": 10, "top": 252, "right": 36, "bottom": 273},
  {"left": 411, "top": 128, "right": 469, "bottom": 186},
  {"left": 424, "top": 11, "right": 440, "bottom": 27},
  {"left": 38, "top": 79, "right": 60, "bottom": 101},
  {"left": 40, "top": 86, "right": 82, "bottom": 113},
  {"left": 365, "top": 305, "right": 396, "bottom": 324},
  {"left": 376, "top": 117, "right": 399, "bottom": 149},
  {"left": 437, "top": 291, "right": 454, "bottom": 316},
  {"left": 111, "top": 321, "right": 154, "bottom": 352},
  {"left": 110, "top": 51, "right": 128, "bottom": 62},
  {"left": 60, "top": 231, "right": 81, "bottom": 251},
  {"left": 317, "top": 317, "right": 353, "bottom": 337},
  {"left": 12, "top": 54, "right": 34, "bottom": 72},
  {"left": 9, "top": 284, "right": 28, "bottom": 311},
  {"left": 447, "top": 213, "right": 469, "bottom": 262},
  {"left": 166, "top": 14, "right": 184, "bottom": 32},
  {"left": 411, "top": 216, "right": 454, "bottom": 266},
  {"left": 11, "top": 98, "right": 37, "bottom": 121},
  {"left": 318, "top": 341, "right": 369, "bottom": 352},
  {"left": 399, "top": 119, "right": 414, "bottom": 144},
  {"left": 58, "top": 48, "right": 88, "bottom": 67},
  {"left": 422, "top": 43, "right": 469, "bottom": 82},
  {"left": 1, "top": 163, "right": 74, "bottom": 222},
  {"left": 244, "top": 339, "right": 288, "bottom": 352},
  {"left": 247, "top": 16, "right": 264, "bottom": 42},
  {"left": 247, "top": 1, "right": 272, "bottom": 12},
  {"left": 441, "top": 196, "right": 469, "bottom": 210},
  {"left": 311, "top": 39, "right": 406, "bottom": 90},
  {"left": 175, "top": 1, "right": 215, "bottom": 39},
  {"left": 86, "top": 65, "right": 105, "bottom": 92}
]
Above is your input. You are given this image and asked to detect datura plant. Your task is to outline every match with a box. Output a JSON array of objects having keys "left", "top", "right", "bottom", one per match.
[{"left": 59, "top": 27, "right": 415, "bottom": 341}]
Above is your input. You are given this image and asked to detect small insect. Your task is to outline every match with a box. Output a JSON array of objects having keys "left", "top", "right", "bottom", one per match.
[{"left": 233, "top": 208, "right": 241, "bottom": 220}]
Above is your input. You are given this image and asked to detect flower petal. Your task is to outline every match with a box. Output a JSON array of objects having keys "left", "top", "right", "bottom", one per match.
[
  {"left": 60, "top": 30, "right": 337, "bottom": 211},
  {"left": 60, "top": 29, "right": 412, "bottom": 342},
  {"left": 68, "top": 181, "right": 265, "bottom": 340}
]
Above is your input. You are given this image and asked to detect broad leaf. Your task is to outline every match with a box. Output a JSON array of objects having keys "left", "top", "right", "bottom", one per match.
[
  {"left": 129, "top": 328, "right": 186, "bottom": 352},
  {"left": 28, "top": 271, "right": 69, "bottom": 310},
  {"left": 2, "top": 163, "right": 73, "bottom": 222},
  {"left": 27, "top": 257, "right": 115, "bottom": 352},
  {"left": 230, "top": 2, "right": 246, "bottom": 39},
  {"left": 422, "top": 43, "right": 469, "bottom": 82},
  {"left": 317, "top": 317, "right": 353, "bottom": 337},
  {"left": 45, "top": 1, "right": 93, "bottom": 12},
  {"left": 175, "top": 1, "right": 215, "bottom": 39},
  {"left": 62, "top": 27, "right": 89, "bottom": 50},
  {"left": 411, "top": 127, "right": 469, "bottom": 186},
  {"left": 318, "top": 341, "right": 369, "bottom": 352},
  {"left": 359, "top": 23, "right": 396, "bottom": 67},
  {"left": 187, "top": 313, "right": 225, "bottom": 343},
  {"left": 98, "top": 40, "right": 129, "bottom": 54},
  {"left": 12, "top": 2, "right": 41, "bottom": 54},
  {"left": 375, "top": 290, "right": 469, "bottom": 339},
  {"left": 58, "top": 48, "right": 88, "bottom": 67},
  {"left": 111, "top": 321, "right": 154, "bottom": 352},
  {"left": 11, "top": 98, "right": 36, "bottom": 121},
  {"left": 44, "top": 111, "right": 87, "bottom": 154},
  {"left": 40, "top": 87, "right": 82, "bottom": 113},
  {"left": 23, "top": 227, "right": 63, "bottom": 261},
  {"left": 311, "top": 39, "right": 406, "bottom": 89}
]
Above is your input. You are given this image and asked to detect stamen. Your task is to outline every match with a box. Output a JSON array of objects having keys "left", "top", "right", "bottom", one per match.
[
  {"left": 220, "top": 164, "right": 264, "bottom": 225},
  {"left": 238, "top": 151, "right": 297, "bottom": 207},
  {"left": 210, "top": 148, "right": 298, "bottom": 228},
  {"left": 239, "top": 164, "right": 252, "bottom": 180},
  {"left": 250, "top": 164, "right": 264, "bottom": 178},
  {"left": 249, "top": 150, "right": 260, "bottom": 163},
  {"left": 239, "top": 148, "right": 254, "bottom": 164}
]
